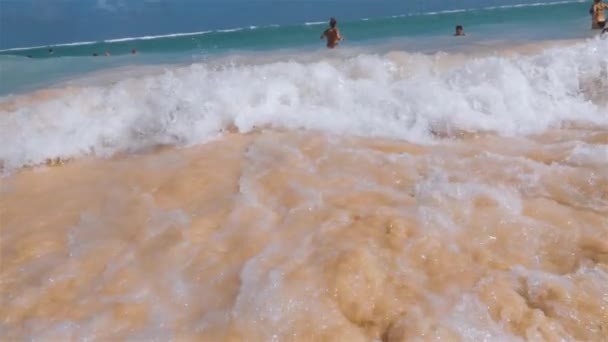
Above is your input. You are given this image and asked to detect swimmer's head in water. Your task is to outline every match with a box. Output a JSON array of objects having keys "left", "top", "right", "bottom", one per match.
[
  {"left": 330, "top": 18, "right": 337, "bottom": 28},
  {"left": 455, "top": 25, "right": 465, "bottom": 36}
]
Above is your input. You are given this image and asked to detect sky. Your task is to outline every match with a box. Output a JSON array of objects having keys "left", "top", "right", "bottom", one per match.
[{"left": 0, "top": 0, "right": 568, "bottom": 49}]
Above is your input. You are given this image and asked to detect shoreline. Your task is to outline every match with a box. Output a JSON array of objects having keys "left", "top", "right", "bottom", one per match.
[
  {"left": 1, "top": 36, "right": 605, "bottom": 173},
  {"left": 0, "top": 37, "right": 588, "bottom": 108}
]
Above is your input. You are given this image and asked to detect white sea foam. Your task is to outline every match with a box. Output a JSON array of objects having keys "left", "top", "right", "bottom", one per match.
[
  {"left": 390, "top": 0, "right": 584, "bottom": 19},
  {"left": 217, "top": 28, "right": 244, "bottom": 33},
  {"left": 424, "top": 9, "right": 468, "bottom": 15},
  {"left": 483, "top": 0, "right": 585, "bottom": 11},
  {"left": 304, "top": 21, "right": 326, "bottom": 26},
  {"left": 0, "top": 41, "right": 98, "bottom": 52},
  {"left": 0, "top": 27, "right": 263, "bottom": 52},
  {"left": 1, "top": 39, "right": 607, "bottom": 170},
  {"left": 0, "top": 31, "right": 216, "bottom": 52},
  {"left": 104, "top": 31, "right": 214, "bottom": 43}
]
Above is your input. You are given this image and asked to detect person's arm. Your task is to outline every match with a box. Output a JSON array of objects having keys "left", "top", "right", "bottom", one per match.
[
  {"left": 320, "top": 29, "right": 327, "bottom": 39},
  {"left": 337, "top": 29, "right": 345, "bottom": 41}
]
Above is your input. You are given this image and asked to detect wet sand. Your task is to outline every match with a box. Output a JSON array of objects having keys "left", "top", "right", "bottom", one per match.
[{"left": 1, "top": 128, "right": 607, "bottom": 341}]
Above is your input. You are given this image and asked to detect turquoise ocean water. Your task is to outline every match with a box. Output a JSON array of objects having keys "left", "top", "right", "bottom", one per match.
[{"left": 0, "top": 1, "right": 597, "bottom": 95}]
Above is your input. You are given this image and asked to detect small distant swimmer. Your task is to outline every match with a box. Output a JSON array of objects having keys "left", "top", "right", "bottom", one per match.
[
  {"left": 320, "top": 17, "right": 344, "bottom": 48},
  {"left": 105, "top": 51, "right": 111, "bottom": 57},
  {"left": 92, "top": 53, "right": 99, "bottom": 56},
  {"left": 591, "top": 0, "right": 608, "bottom": 29},
  {"left": 48, "top": 48, "right": 54, "bottom": 55},
  {"left": 454, "top": 25, "right": 466, "bottom": 36},
  {"left": 131, "top": 49, "right": 138, "bottom": 55}
]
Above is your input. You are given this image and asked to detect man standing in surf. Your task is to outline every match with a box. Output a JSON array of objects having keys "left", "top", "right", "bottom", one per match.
[{"left": 320, "top": 17, "right": 344, "bottom": 48}]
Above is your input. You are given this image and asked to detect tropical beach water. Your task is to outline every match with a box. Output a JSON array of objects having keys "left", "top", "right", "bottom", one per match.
[
  {"left": 0, "top": 0, "right": 598, "bottom": 95},
  {"left": 1, "top": 0, "right": 608, "bottom": 341}
]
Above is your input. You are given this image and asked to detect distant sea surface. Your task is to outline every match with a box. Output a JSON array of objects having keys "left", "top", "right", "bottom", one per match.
[{"left": 0, "top": 1, "right": 594, "bottom": 95}]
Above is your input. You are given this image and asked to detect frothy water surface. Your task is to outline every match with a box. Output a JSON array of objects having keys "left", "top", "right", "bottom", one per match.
[
  {"left": 1, "top": 128, "right": 607, "bottom": 340},
  {"left": 1, "top": 36, "right": 607, "bottom": 341},
  {"left": 1, "top": 39, "right": 607, "bottom": 171}
]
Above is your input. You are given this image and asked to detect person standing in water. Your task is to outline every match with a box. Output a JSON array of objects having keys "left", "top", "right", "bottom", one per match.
[
  {"left": 320, "top": 17, "right": 344, "bottom": 48},
  {"left": 591, "top": 0, "right": 608, "bottom": 29}
]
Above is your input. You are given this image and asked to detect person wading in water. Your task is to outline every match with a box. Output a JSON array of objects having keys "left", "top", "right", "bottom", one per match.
[{"left": 320, "top": 17, "right": 344, "bottom": 48}]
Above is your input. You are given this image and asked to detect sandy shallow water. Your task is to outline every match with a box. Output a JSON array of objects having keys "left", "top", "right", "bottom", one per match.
[{"left": 1, "top": 127, "right": 607, "bottom": 341}]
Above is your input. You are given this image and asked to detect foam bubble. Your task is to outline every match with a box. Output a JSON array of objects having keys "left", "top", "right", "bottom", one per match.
[{"left": 566, "top": 143, "right": 608, "bottom": 167}]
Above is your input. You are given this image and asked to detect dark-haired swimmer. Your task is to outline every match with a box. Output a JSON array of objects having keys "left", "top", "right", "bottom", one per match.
[
  {"left": 320, "top": 17, "right": 344, "bottom": 48},
  {"left": 454, "top": 25, "right": 465, "bottom": 36}
]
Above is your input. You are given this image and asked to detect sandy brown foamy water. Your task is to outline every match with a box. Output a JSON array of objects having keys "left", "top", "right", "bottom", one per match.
[
  {"left": 2, "top": 37, "right": 608, "bottom": 341},
  {"left": 1, "top": 127, "right": 607, "bottom": 341}
]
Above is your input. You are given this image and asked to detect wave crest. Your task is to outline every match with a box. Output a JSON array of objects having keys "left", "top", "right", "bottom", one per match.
[{"left": 1, "top": 39, "right": 606, "bottom": 171}]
